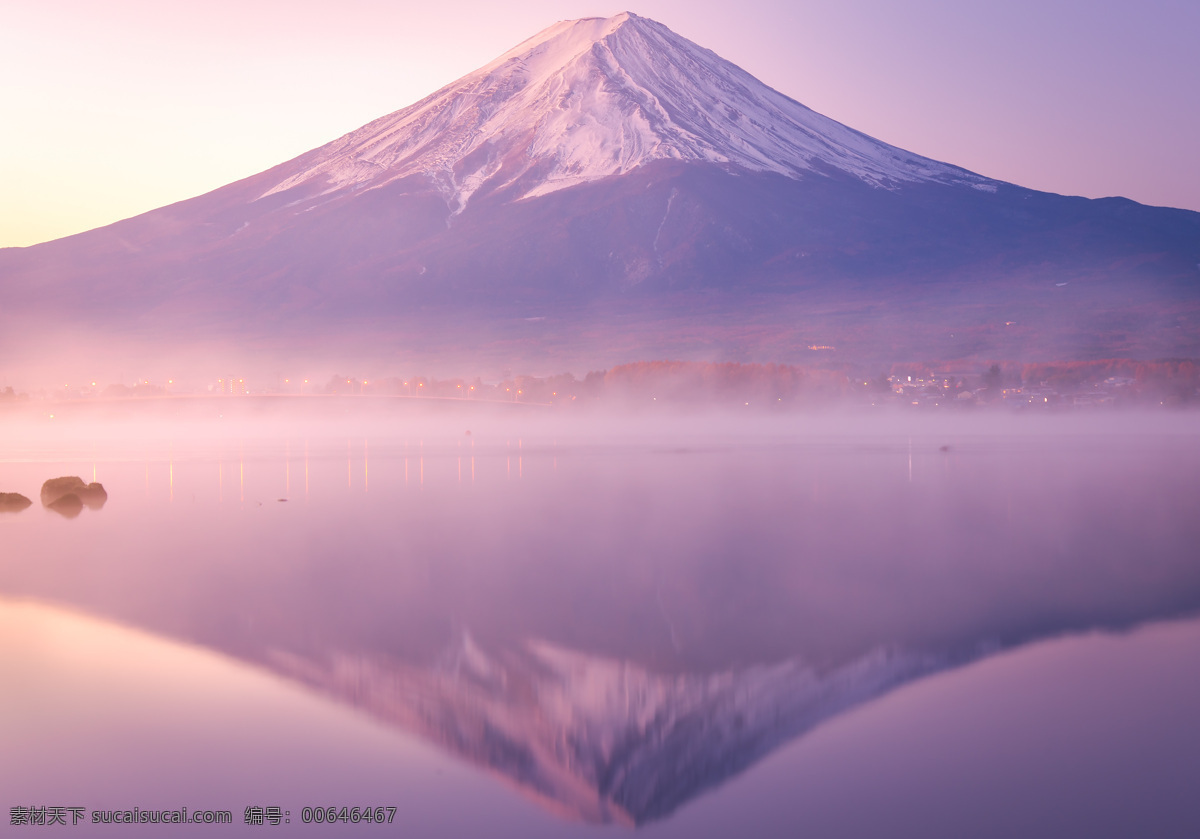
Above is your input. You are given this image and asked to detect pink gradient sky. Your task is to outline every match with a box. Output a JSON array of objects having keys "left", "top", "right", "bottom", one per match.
[{"left": 2, "top": 0, "right": 1197, "bottom": 248}]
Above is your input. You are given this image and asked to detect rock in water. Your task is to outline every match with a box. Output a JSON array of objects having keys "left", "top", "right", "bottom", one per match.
[
  {"left": 80, "top": 483, "right": 108, "bottom": 509},
  {"left": 46, "top": 494, "right": 84, "bottom": 518},
  {"left": 41, "top": 476, "right": 108, "bottom": 510},
  {"left": 0, "top": 492, "right": 32, "bottom": 513}
]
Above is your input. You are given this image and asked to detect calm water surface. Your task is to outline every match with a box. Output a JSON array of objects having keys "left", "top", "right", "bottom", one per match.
[{"left": 2, "top": 407, "right": 1199, "bottom": 837}]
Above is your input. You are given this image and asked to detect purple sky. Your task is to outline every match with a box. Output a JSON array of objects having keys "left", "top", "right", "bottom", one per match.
[{"left": 3, "top": 0, "right": 1197, "bottom": 247}]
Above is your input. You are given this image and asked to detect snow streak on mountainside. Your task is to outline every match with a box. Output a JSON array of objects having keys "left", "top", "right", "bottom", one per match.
[{"left": 262, "top": 12, "right": 994, "bottom": 214}]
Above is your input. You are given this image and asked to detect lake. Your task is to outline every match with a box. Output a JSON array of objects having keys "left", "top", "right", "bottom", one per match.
[{"left": 2, "top": 402, "right": 1199, "bottom": 837}]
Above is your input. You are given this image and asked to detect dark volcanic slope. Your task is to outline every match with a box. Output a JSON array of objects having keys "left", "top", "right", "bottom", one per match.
[{"left": 2, "top": 13, "right": 1198, "bottom": 377}]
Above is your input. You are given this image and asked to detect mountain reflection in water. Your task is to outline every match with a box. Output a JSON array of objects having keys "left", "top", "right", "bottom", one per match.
[
  {"left": 2, "top": 412, "right": 1199, "bottom": 829},
  {"left": 269, "top": 634, "right": 943, "bottom": 825}
]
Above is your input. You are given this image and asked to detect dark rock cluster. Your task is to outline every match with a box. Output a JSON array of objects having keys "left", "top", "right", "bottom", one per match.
[{"left": 39, "top": 477, "right": 109, "bottom": 518}]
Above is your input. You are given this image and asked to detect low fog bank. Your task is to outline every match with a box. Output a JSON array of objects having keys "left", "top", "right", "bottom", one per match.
[
  {"left": 2, "top": 384, "right": 1198, "bottom": 463},
  {"left": 4, "top": 355, "right": 1198, "bottom": 473},
  {"left": 4, "top": 357, "right": 1197, "bottom": 413}
]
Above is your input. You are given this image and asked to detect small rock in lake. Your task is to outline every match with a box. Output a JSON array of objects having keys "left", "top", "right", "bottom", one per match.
[
  {"left": 46, "top": 493, "right": 84, "bottom": 518},
  {"left": 0, "top": 492, "right": 32, "bottom": 513},
  {"left": 939, "top": 445, "right": 951, "bottom": 452},
  {"left": 41, "top": 476, "right": 108, "bottom": 510}
]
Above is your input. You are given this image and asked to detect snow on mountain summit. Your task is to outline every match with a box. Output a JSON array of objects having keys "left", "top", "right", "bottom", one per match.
[{"left": 262, "top": 12, "right": 992, "bottom": 212}]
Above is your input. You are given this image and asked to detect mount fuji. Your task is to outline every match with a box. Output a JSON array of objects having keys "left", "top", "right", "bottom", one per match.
[
  {"left": 261, "top": 13, "right": 993, "bottom": 211},
  {"left": 2, "top": 12, "right": 1198, "bottom": 380}
]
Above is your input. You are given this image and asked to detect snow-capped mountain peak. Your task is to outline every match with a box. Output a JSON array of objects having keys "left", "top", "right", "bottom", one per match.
[{"left": 261, "top": 12, "right": 992, "bottom": 213}]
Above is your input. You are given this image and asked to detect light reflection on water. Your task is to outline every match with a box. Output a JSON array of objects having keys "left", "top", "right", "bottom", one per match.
[{"left": 1, "top": 411, "right": 1199, "bottom": 836}]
